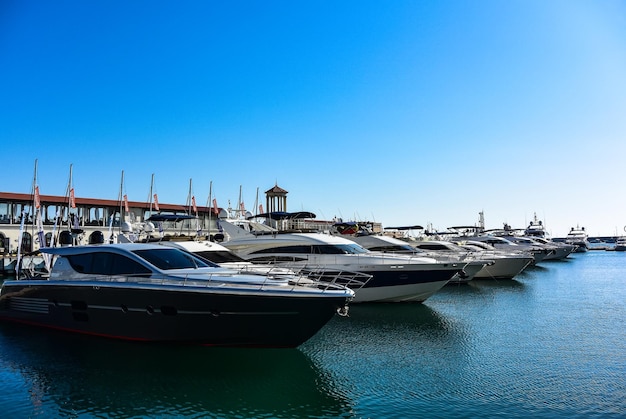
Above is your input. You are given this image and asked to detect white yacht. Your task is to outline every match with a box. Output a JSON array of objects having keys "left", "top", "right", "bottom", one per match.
[
  {"left": 525, "top": 214, "right": 549, "bottom": 239},
  {"left": 523, "top": 237, "right": 576, "bottom": 260},
  {"left": 453, "top": 235, "right": 551, "bottom": 264},
  {"left": 413, "top": 240, "right": 533, "bottom": 279},
  {"left": 614, "top": 236, "right": 626, "bottom": 252},
  {"left": 564, "top": 226, "right": 589, "bottom": 252},
  {"left": 159, "top": 238, "right": 373, "bottom": 286},
  {"left": 341, "top": 233, "right": 488, "bottom": 284},
  {"left": 218, "top": 221, "right": 463, "bottom": 303},
  {"left": 521, "top": 215, "right": 576, "bottom": 259}
]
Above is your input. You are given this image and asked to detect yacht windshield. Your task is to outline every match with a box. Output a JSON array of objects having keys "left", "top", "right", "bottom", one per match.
[
  {"left": 331, "top": 244, "right": 369, "bottom": 255},
  {"left": 134, "top": 248, "right": 213, "bottom": 270}
]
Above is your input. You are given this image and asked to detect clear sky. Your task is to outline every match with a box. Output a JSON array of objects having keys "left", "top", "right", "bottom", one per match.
[{"left": 2, "top": 0, "right": 625, "bottom": 238}]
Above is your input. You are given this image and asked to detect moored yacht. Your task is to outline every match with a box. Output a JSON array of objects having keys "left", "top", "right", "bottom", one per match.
[
  {"left": 160, "top": 238, "right": 373, "bottom": 287},
  {"left": 0, "top": 243, "right": 355, "bottom": 347},
  {"left": 218, "top": 221, "right": 462, "bottom": 303},
  {"left": 525, "top": 213, "right": 549, "bottom": 239},
  {"left": 339, "top": 233, "right": 487, "bottom": 284},
  {"left": 413, "top": 240, "right": 533, "bottom": 279},
  {"left": 564, "top": 225, "right": 590, "bottom": 252},
  {"left": 454, "top": 235, "right": 552, "bottom": 264},
  {"left": 614, "top": 236, "right": 626, "bottom": 251},
  {"left": 526, "top": 237, "right": 576, "bottom": 260}
]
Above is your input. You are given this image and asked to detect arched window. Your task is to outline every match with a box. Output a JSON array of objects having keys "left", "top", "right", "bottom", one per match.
[
  {"left": 45, "top": 232, "right": 53, "bottom": 247},
  {"left": 0, "top": 232, "right": 7, "bottom": 253},
  {"left": 20, "top": 232, "right": 33, "bottom": 253}
]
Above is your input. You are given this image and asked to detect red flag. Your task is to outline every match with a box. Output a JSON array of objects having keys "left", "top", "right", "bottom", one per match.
[
  {"left": 259, "top": 204, "right": 264, "bottom": 214},
  {"left": 154, "top": 194, "right": 160, "bottom": 211},
  {"left": 123, "top": 194, "right": 129, "bottom": 213},
  {"left": 69, "top": 188, "right": 76, "bottom": 208},
  {"left": 212, "top": 198, "right": 219, "bottom": 215},
  {"left": 191, "top": 196, "right": 197, "bottom": 213},
  {"left": 34, "top": 186, "right": 41, "bottom": 209},
  {"left": 240, "top": 202, "right": 245, "bottom": 214}
]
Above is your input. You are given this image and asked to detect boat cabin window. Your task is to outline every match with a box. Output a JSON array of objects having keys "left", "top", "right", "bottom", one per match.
[
  {"left": 66, "top": 252, "right": 152, "bottom": 276},
  {"left": 248, "top": 256, "right": 309, "bottom": 263},
  {"left": 415, "top": 244, "right": 448, "bottom": 251},
  {"left": 250, "top": 245, "right": 313, "bottom": 255},
  {"left": 134, "top": 248, "right": 213, "bottom": 270},
  {"left": 193, "top": 250, "right": 247, "bottom": 264},
  {"left": 368, "top": 245, "right": 415, "bottom": 253},
  {"left": 249, "top": 244, "right": 369, "bottom": 256}
]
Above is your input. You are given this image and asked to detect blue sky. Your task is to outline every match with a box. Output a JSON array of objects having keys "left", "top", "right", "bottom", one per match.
[{"left": 2, "top": 0, "right": 625, "bottom": 237}]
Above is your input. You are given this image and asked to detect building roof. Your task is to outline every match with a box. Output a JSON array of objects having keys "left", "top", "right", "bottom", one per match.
[{"left": 265, "top": 184, "right": 288, "bottom": 195}]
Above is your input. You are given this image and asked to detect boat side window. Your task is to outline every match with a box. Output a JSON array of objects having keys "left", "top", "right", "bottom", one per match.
[
  {"left": 195, "top": 250, "right": 245, "bottom": 264},
  {"left": 369, "top": 245, "right": 413, "bottom": 252},
  {"left": 106, "top": 253, "right": 152, "bottom": 276},
  {"left": 248, "top": 256, "right": 308, "bottom": 263},
  {"left": 417, "top": 244, "right": 446, "bottom": 250},
  {"left": 66, "top": 252, "right": 151, "bottom": 276},
  {"left": 312, "top": 245, "right": 343, "bottom": 254},
  {"left": 251, "top": 245, "right": 313, "bottom": 255}
]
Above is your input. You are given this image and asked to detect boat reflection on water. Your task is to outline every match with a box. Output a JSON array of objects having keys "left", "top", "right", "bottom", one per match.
[
  {"left": 0, "top": 324, "right": 353, "bottom": 418},
  {"left": 304, "top": 302, "right": 467, "bottom": 357},
  {"left": 466, "top": 277, "right": 526, "bottom": 290}
]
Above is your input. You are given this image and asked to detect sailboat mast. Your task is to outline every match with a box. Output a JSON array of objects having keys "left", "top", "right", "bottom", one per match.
[
  {"left": 119, "top": 170, "right": 124, "bottom": 229},
  {"left": 148, "top": 173, "right": 154, "bottom": 216},
  {"left": 254, "top": 187, "right": 259, "bottom": 217},
  {"left": 186, "top": 179, "right": 193, "bottom": 235},
  {"left": 187, "top": 179, "right": 193, "bottom": 215},
  {"left": 237, "top": 185, "right": 242, "bottom": 219},
  {"left": 67, "top": 164, "right": 73, "bottom": 231},
  {"left": 30, "top": 159, "right": 38, "bottom": 237},
  {"left": 207, "top": 181, "right": 213, "bottom": 236}
]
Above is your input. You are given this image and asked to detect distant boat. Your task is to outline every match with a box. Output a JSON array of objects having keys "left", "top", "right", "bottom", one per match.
[
  {"left": 614, "top": 237, "right": 626, "bottom": 252},
  {"left": 525, "top": 213, "right": 549, "bottom": 239},
  {"left": 565, "top": 225, "right": 590, "bottom": 252}
]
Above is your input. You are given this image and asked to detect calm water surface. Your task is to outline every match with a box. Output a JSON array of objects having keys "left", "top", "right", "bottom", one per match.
[{"left": 1, "top": 251, "right": 624, "bottom": 418}]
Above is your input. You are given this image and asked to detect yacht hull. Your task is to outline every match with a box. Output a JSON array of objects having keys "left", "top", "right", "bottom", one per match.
[
  {"left": 312, "top": 264, "right": 459, "bottom": 303},
  {"left": 473, "top": 257, "right": 532, "bottom": 279},
  {"left": 447, "top": 261, "right": 487, "bottom": 284},
  {"left": 0, "top": 281, "right": 349, "bottom": 348}
]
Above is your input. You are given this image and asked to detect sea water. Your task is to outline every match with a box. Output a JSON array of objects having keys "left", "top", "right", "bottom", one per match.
[{"left": 0, "top": 251, "right": 624, "bottom": 418}]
